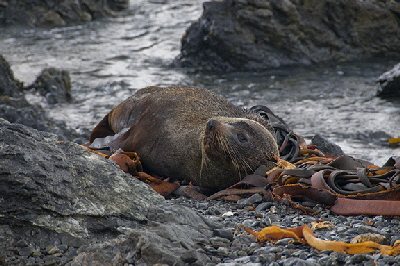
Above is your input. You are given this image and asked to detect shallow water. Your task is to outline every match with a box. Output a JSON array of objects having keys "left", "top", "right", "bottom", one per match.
[{"left": 1, "top": 0, "right": 399, "bottom": 165}]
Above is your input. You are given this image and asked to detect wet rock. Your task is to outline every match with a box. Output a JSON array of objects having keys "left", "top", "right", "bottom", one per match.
[
  {"left": 311, "top": 134, "right": 345, "bottom": 156},
  {"left": 0, "top": 54, "right": 84, "bottom": 141},
  {"left": 175, "top": 0, "right": 400, "bottom": 72},
  {"left": 0, "top": 0, "right": 130, "bottom": 26},
  {"left": 377, "top": 63, "right": 400, "bottom": 98},
  {"left": 0, "top": 54, "right": 23, "bottom": 97},
  {"left": 27, "top": 68, "right": 72, "bottom": 104}
]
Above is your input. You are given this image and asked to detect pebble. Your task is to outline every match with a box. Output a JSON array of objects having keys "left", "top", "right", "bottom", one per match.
[
  {"left": 167, "top": 197, "right": 400, "bottom": 265},
  {"left": 217, "top": 247, "right": 229, "bottom": 256},
  {"left": 213, "top": 228, "right": 234, "bottom": 240},
  {"left": 210, "top": 237, "right": 231, "bottom": 247},
  {"left": 4, "top": 195, "right": 400, "bottom": 265},
  {"left": 181, "top": 249, "right": 199, "bottom": 263}
]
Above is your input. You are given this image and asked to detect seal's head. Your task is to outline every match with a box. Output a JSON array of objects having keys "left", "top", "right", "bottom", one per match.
[{"left": 201, "top": 117, "right": 278, "bottom": 186}]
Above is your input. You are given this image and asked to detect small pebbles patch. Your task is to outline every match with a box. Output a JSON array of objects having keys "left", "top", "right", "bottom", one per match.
[{"left": 167, "top": 196, "right": 400, "bottom": 265}]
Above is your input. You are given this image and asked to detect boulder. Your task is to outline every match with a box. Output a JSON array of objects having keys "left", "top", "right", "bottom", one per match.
[
  {"left": 0, "top": 119, "right": 218, "bottom": 265},
  {"left": 377, "top": 63, "right": 400, "bottom": 98},
  {"left": 174, "top": 0, "right": 400, "bottom": 71},
  {"left": 27, "top": 68, "right": 72, "bottom": 104},
  {"left": 0, "top": 119, "right": 164, "bottom": 265},
  {"left": 0, "top": 0, "right": 130, "bottom": 26}
]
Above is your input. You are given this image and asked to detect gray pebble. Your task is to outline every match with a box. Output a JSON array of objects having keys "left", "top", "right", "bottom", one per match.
[
  {"left": 213, "top": 228, "right": 234, "bottom": 241},
  {"left": 254, "top": 202, "right": 273, "bottom": 212},
  {"left": 15, "top": 240, "right": 29, "bottom": 247},
  {"left": 217, "top": 247, "right": 229, "bottom": 256},
  {"left": 259, "top": 253, "right": 276, "bottom": 264},
  {"left": 346, "top": 253, "right": 373, "bottom": 264},
  {"left": 210, "top": 237, "right": 230, "bottom": 247},
  {"left": 18, "top": 246, "right": 32, "bottom": 257},
  {"left": 181, "top": 249, "right": 199, "bottom": 263}
]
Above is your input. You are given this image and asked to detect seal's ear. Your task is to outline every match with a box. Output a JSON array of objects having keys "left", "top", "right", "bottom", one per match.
[{"left": 89, "top": 113, "right": 115, "bottom": 143}]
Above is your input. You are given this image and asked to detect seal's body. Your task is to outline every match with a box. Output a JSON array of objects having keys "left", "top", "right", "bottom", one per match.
[{"left": 89, "top": 86, "right": 279, "bottom": 190}]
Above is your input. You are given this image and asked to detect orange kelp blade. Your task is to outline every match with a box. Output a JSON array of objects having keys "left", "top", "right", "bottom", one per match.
[
  {"left": 137, "top": 172, "right": 179, "bottom": 197},
  {"left": 109, "top": 153, "right": 141, "bottom": 176},
  {"left": 238, "top": 224, "right": 400, "bottom": 256},
  {"left": 302, "top": 225, "right": 400, "bottom": 256},
  {"left": 235, "top": 225, "right": 306, "bottom": 244}
]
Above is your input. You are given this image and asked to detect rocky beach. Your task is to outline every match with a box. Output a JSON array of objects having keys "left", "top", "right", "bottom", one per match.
[{"left": 1, "top": 0, "right": 400, "bottom": 265}]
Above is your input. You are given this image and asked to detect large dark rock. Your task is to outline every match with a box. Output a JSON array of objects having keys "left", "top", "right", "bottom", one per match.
[
  {"left": 175, "top": 0, "right": 400, "bottom": 71},
  {"left": 0, "top": 0, "right": 130, "bottom": 26},
  {"left": 377, "top": 63, "right": 400, "bottom": 98},
  {"left": 0, "top": 119, "right": 219, "bottom": 265},
  {"left": 0, "top": 119, "right": 160, "bottom": 264},
  {"left": 0, "top": 118, "right": 164, "bottom": 230}
]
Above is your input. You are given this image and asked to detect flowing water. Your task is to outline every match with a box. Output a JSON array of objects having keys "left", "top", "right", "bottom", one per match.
[{"left": 1, "top": 0, "right": 399, "bottom": 166}]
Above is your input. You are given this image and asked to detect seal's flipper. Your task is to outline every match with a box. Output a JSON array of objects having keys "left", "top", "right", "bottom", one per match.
[
  {"left": 89, "top": 127, "right": 130, "bottom": 150},
  {"left": 89, "top": 113, "right": 115, "bottom": 143}
]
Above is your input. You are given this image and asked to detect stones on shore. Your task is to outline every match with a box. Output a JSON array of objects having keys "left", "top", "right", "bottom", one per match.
[
  {"left": 174, "top": 0, "right": 400, "bottom": 72},
  {"left": 172, "top": 197, "right": 400, "bottom": 266}
]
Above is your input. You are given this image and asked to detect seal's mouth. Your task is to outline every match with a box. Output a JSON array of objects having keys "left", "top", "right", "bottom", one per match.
[
  {"left": 203, "top": 119, "right": 231, "bottom": 157},
  {"left": 204, "top": 119, "right": 219, "bottom": 150}
]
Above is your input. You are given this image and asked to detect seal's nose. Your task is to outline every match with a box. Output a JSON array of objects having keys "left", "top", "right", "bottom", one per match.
[{"left": 206, "top": 119, "right": 216, "bottom": 131}]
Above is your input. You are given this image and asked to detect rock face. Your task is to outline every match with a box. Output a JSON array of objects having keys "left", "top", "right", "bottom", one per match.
[
  {"left": 69, "top": 204, "right": 216, "bottom": 265},
  {"left": 0, "top": 0, "right": 130, "bottom": 26},
  {"left": 377, "top": 63, "right": 400, "bottom": 98},
  {"left": 0, "top": 119, "right": 217, "bottom": 265},
  {"left": 0, "top": 118, "right": 163, "bottom": 234},
  {"left": 175, "top": 0, "right": 400, "bottom": 71},
  {"left": 0, "top": 55, "right": 23, "bottom": 97}
]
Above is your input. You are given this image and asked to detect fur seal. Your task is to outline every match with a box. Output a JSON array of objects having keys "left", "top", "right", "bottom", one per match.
[{"left": 89, "top": 86, "right": 279, "bottom": 190}]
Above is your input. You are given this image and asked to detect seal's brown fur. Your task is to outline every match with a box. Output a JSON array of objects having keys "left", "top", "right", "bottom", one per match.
[{"left": 89, "top": 86, "right": 279, "bottom": 190}]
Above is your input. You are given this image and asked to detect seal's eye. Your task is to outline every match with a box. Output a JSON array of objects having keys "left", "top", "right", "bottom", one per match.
[{"left": 237, "top": 134, "right": 248, "bottom": 143}]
